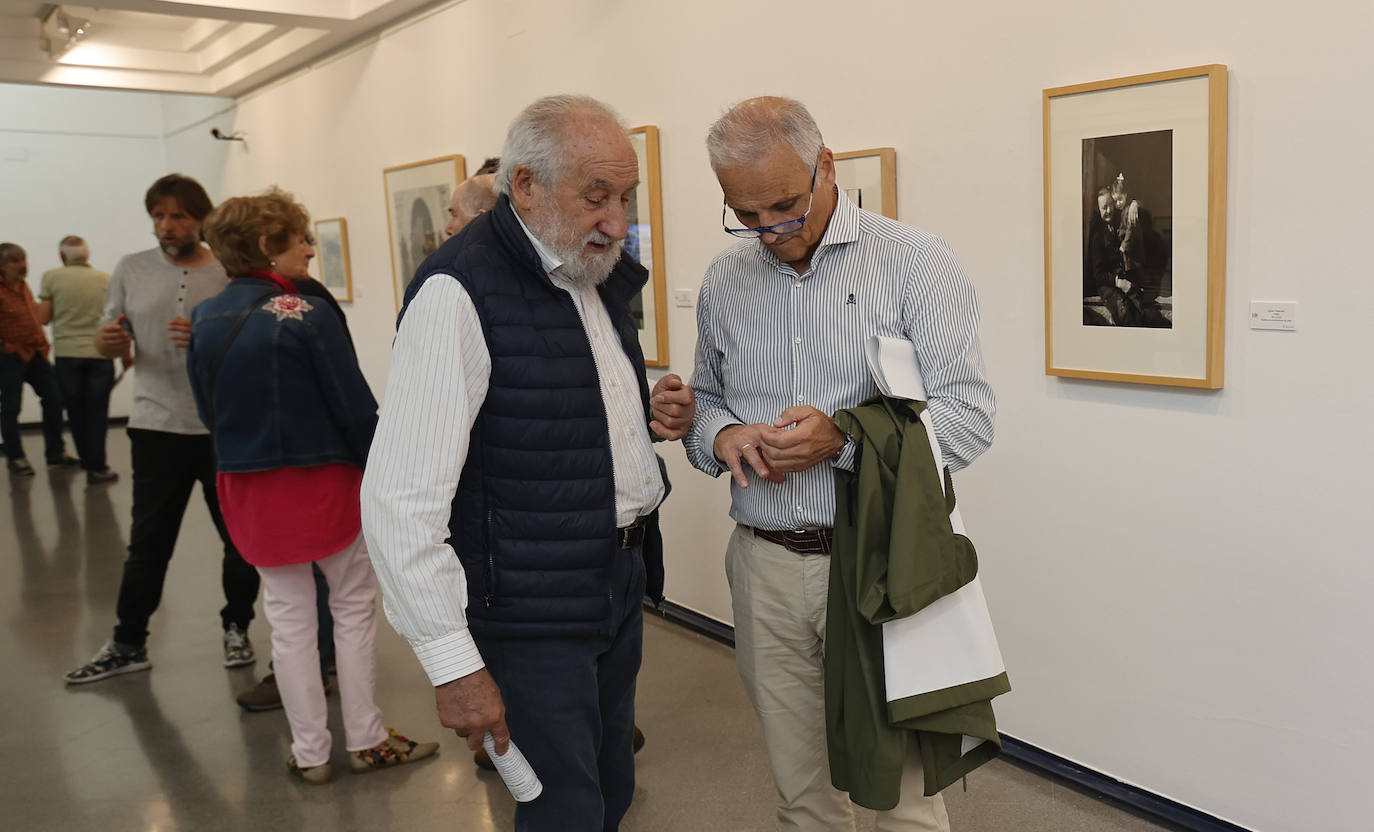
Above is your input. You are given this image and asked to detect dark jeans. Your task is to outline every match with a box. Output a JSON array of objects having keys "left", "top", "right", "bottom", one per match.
[
  {"left": 113, "top": 428, "right": 260, "bottom": 648},
  {"left": 475, "top": 547, "right": 645, "bottom": 832},
  {"left": 0, "top": 352, "right": 66, "bottom": 463},
  {"left": 313, "top": 563, "right": 335, "bottom": 674},
  {"left": 54, "top": 357, "right": 115, "bottom": 472}
]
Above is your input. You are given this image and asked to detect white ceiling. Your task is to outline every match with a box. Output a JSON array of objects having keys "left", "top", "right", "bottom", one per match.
[{"left": 0, "top": 0, "right": 451, "bottom": 98}]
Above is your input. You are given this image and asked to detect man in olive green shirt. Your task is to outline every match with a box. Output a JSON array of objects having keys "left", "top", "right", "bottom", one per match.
[{"left": 38, "top": 236, "right": 119, "bottom": 482}]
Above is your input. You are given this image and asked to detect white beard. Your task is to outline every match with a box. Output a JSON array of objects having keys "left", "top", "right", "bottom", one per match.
[{"left": 528, "top": 208, "right": 624, "bottom": 287}]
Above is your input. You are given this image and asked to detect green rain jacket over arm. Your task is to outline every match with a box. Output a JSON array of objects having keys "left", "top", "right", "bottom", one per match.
[{"left": 826, "top": 396, "right": 1010, "bottom": 809}]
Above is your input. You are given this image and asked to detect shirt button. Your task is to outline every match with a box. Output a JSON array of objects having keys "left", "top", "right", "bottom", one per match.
[
  {"left": 795, "top": 505, "right": 803, "bottom": 512},
  {"left": 796, "top": 394, "right": 805, "bottom": 401},
  {"left": 643, "top": 476, "right": 652, "bottom": 485},
  {"left": 626, "top": 427, "right": 635, "bottom": 437},
  {"left": 793, "top": 281, "right": 801, "bottom": 288},
  {"left": 793, "top": 336, "right": 802, "bottom": 344}
]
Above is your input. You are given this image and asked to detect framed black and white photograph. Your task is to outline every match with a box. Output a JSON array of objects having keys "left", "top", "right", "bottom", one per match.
[
  {"left": 1082, "top": 131, "right": 1172, "bottom": 329},
  {"left": 383, "top": 154, "right": 466, "bottom": 311},
  {"left": 1044, "top": 65, "right": 1227, "bottom": 388},
  {"left": 833, "top": 147, "right": 896, "bottom": 219},
  {"left": 313, "top": 217, "right": 352, "bottom": 302},
  {"left": 627, "top": 126, "right": 669, "bottom": 367}
]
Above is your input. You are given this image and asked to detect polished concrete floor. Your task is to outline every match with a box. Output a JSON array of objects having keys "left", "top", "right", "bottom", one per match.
[{"left": 2, "top": 429, "right": 1182, "bottom": 831}]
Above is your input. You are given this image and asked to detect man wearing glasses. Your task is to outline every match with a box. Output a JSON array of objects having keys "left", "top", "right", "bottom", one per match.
[{"left": 684, "top": 96, "right": 995, "bottom": 830}]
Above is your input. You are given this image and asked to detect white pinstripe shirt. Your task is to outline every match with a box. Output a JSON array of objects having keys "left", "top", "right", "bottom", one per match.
[
  {"left": 362, "top": 207, "right": 664, "bottom": 686},
  {"left": 684, "top": 190, "right": 995, "bottom": 532}
]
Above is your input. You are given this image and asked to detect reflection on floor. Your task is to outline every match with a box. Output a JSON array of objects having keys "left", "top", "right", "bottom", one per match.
[{"left": 2, "top": 429, "right": 1181, "bottom": 831}]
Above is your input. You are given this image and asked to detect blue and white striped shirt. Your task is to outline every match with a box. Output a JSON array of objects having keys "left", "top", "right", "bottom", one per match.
[{"left": 684, "top": 190, "right": 995, "bottom": 532}]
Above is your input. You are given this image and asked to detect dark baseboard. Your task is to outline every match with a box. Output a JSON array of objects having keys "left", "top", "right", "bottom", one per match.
[
  {"left": 645, "top": 598, "right": 736, "bottom": 647},
  {"left": 996, "top": 736, "right": 1252, "bottom": 831},
  {"left": 645, "top": 599, "right": 1253, "bottom": 832}
]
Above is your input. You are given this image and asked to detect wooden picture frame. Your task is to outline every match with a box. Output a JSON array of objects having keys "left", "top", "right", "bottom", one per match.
[
  {"left": 312, "top": 217, "right": 352, "bottom": 302},
  {"left": 1043, "top": 65, "right": 1227, "bottom": 388},
  {"left": 383, "top": 154, "right": 466, "bottom": 312},
  {"left": 627, "top": 126, "right": 669, "bottom": 367},
  {"left": 833, "top": 147, "right": 897, "bottom": 219}
]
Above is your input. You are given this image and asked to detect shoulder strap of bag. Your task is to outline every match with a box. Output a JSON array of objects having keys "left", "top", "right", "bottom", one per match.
[{"left": 204, "top": 290, "right": 281, "bottom": 428}]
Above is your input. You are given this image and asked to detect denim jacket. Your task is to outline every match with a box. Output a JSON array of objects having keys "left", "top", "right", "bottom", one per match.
[{"left": 186, "top": 276, "right": 377, "bottom": 473}]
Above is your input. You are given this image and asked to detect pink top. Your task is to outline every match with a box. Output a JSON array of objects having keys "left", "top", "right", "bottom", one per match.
[{"left": 218, "top": 463, "right": 364, "bottom": 568}]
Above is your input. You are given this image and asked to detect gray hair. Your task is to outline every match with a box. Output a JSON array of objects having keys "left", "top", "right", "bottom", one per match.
[
  {"left": 0, "top": 242, "right": 24, "bottom": 264},
  {"left": 59, "top": 235, "right": 89, "bottom": 262},
  {"left": 457, "top": 175, "right": 499, "bottom": 217},
  {"left": 706, "top": 96, "right": 824, "bottom": 172},
  {"left": 496, "top": 95, "right": 626, "bottom": 196}
]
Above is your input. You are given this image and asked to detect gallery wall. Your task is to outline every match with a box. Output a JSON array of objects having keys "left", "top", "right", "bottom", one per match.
[
  {"left": 5, "top": 0, "right": 1368, "bottom": 829},
  {"left": 0, "top": 84, "right": 233, "bottom": 423}
]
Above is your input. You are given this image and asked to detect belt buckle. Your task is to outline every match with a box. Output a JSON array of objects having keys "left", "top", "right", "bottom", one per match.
[{"left": 618, "top": 517, "right": 646, "bottom": 550}]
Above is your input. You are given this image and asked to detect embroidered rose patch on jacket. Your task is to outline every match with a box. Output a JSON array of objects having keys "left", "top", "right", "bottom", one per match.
[{"left": 263, "top": 295, "right": 314, "bottom": 321}]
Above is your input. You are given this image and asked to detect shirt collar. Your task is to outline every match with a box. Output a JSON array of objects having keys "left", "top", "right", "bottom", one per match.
[
  {"left": 509, "top": 203, "right": 564, "bottom": 276},
  {"left": 751, "top": 186, "right": 861, "bottom": 274},
  {"left": 242, "top": 269, "right": 300, "bottom": 294}
]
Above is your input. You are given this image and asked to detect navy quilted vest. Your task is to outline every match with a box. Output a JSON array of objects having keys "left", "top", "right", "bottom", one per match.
[{"left": 399, "top": 196, "right": 655, "bottom": 639}]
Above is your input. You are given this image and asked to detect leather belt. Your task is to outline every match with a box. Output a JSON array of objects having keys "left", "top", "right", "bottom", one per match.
[
  {"left": 617, "top": 516, "right": 649, "bottom": 550},
  {"left": 748, "top": 526, "right": 834, "bottom": 556}
]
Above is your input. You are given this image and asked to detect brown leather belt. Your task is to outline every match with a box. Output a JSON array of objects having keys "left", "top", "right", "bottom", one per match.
[{"left": 748, "top": 526, "right": 834, "bottom": 555}]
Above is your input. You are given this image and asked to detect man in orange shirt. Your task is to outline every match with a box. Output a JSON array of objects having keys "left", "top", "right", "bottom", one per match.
[{"left": 0, "top": 243, "right": 78, "bottom": 476}]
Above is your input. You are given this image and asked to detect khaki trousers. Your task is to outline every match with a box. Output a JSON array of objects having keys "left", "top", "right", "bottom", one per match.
[{"left": 726, "top": 525, "right": 951, "bottom": 832}]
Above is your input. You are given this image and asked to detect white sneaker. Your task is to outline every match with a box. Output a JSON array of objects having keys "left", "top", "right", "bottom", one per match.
[{"left": 223, "top": 624, "right": 256, "bottom": 668}]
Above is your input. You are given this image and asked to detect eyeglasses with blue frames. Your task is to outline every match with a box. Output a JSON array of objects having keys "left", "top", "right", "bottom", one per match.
[{"left": 721, "top": 160, "right": 819, "bottom": 239}]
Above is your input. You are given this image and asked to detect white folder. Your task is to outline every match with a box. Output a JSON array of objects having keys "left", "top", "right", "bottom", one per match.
[{"left": 864, "top": 336, "right": 1006, "bottom": 704}]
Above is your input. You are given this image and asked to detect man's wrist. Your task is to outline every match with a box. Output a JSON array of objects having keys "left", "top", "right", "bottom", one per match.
[
  {"left": 832, "top": 434, "right": 858, "bottom": 472},
  {"left": 704, "top": 417, "right": 744, "bottom": 464}
]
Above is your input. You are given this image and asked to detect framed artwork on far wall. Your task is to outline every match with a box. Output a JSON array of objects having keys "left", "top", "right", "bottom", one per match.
[
  {"left": 383, "top": 154, "right": 466, "bottom": 312},
  {"left": 833, "top": 147, "right": 897, "bottom": 219},
  {"left": 1043, "top": 65, "right": 1227, "bottom": 388},
  {"left": 313, "top": 217, "right": 352, "bottom": 302},
  {"left": 627, "top": 126, "right": 669, "bottom": 367}
]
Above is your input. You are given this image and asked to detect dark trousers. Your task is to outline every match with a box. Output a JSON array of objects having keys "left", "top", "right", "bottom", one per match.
[
  {"left": 313, "top": 563, "right": 335, "bottom": 675},
  {"left": 113, "top": 428, "right": 260, "bottom": 647},
  {"left": 0, "top": 352, "right": 66, "bottom": 463},
  {"left": 475, "top": 547, "right": 645, "bottom": 832},
  {"left": 54, "top": 357, "right": 115, "bottom": 472}
]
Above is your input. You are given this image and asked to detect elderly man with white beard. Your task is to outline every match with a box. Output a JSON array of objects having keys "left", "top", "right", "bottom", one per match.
[{"left": 362, "top": 95, "right": 695, "bottom": 831}]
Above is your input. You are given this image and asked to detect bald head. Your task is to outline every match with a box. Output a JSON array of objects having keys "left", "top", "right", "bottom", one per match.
[
  {"left": 445, "top": 173, "right": 499, "bottom": 236},
  {"left": 706, "top": 96, "right": 825, "bottom": 173},
  {"left": 59, "top": 235, "right": 90, "bottom": 264}
]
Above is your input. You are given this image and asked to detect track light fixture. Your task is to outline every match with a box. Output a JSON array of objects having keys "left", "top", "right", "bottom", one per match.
[{"left": 41, "top": 7, "right": 93, "bottom": 59}]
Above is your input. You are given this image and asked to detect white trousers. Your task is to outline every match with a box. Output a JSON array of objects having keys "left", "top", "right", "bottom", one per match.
[
  {"left": 257, "top": 532, "right": 387, "bottom": 767},
  {"left": 726, "top": 525, "right": 951, "bottom": 832}
]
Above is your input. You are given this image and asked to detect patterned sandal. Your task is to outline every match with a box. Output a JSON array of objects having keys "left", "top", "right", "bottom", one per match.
[{"left": 350, "top": 728, "right": 440, "bottom": 774}]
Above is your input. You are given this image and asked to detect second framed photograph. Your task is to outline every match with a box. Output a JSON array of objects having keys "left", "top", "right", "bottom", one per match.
[
  {"left": 383, "top": 154, "right": 466, "bottom": 312},
  {"left": 833, "top": 147, "right": 897, "bottom": 219},
  {"left": 1044, "top": 65, "right": 1227, "bottom": 388},
  {"left": 627, "top": 126, "right": 669, "bottom": 368},
  {"left": 313, "top": 217, "right": 352, "bottom": 302}
]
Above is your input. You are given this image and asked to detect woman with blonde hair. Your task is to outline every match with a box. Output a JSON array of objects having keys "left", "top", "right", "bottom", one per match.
[{"left": 187, "top": 187, "right": 436, "bottom": 784}]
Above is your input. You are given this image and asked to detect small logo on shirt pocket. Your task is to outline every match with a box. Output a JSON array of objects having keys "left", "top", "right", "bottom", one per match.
[{"left": 846, "top": 293, "right": 856, "bottom": 305}]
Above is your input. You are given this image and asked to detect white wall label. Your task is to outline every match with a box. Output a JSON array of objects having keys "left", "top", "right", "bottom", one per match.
[
  {"left": 1249, "top": 301, "right": 1297, "bottom": 331},
  {"left": 673, "top": 288, "right": 695, "bottom": 308}
]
